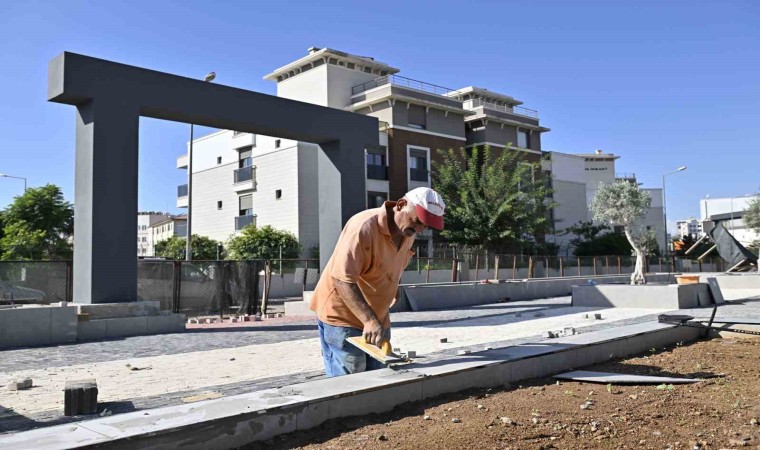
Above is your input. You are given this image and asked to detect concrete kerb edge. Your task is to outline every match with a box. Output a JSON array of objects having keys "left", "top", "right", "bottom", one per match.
[{"left": 0, "top": 321, "right": 701, "bottom": 449}]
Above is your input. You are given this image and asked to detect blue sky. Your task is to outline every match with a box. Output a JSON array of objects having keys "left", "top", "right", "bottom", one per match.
[{"left": 1, "top": 0, "right": 758, "bottom": 233}]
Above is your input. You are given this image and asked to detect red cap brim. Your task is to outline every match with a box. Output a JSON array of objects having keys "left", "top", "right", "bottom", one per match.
[{"left": 415, "top": 205, "right": 444, "bottom": 231}]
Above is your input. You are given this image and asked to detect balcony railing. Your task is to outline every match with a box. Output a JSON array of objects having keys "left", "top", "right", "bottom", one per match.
[
  {"left": 177, "top": 184, "right": 188, "bottom": 197},
  {"left": 463, "top": 98, "right": 539, "bottom": 119},
  {"left": 234, "top": 166, "right": 255, "bottom": 183},
  {"left": 235, "top": 214, "right": 256, "bottom": 231},
  {"left": 615, "top": 173, "right": 636, "bottom": 180},
  {"left": 366, "top": 164, "right": 388, "bottom": 180},
  {"left": 352, "top": 75, "right": 464, "bottom": 100},
  {"left": 410, "top": 168, "right": 429, "bottom": 183}
]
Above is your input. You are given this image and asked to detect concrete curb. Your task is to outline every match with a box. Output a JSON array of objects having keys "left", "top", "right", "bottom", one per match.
[{"left": 0, "top": 320, "right": 700, "bottom": 450}]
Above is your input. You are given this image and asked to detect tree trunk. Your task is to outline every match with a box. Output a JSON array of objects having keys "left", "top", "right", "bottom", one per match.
[{"left": 624, "top": 227, "right": 647, "bottom": 285}]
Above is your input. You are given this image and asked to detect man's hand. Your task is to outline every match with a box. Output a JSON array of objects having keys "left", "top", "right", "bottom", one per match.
[{"left": 362, "top": 319, "right": 384, "bottom": 347}]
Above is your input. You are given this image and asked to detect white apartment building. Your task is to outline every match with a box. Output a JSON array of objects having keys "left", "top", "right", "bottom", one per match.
[
  {"left": 177, "top": 47, "right": 549, "bottom": 256},
  {"left": 150, "top": 214, "right": 187, "bottom": 247},
  {"left": 700, "top": 195, "right": 760, "bottom": 247},
  {"left": 137, "top": 212, "right": 172, "bottom": 257},
  {"left": 676, "top": 218, "right": 703, "bottom": 239},
  {"left": 545, "top": 150, "right": 666, "bottom": 255}
]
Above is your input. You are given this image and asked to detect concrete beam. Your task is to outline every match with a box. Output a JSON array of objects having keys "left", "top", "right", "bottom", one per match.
[{"left": 47, "top": 52, "right": 378, "bottom": 303}]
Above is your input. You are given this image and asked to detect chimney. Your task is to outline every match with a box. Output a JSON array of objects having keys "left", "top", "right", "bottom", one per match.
[
  {"left": 595, "top": 149, "right": 603, "bottom": 155},
  {"left": 307, "top": 47, "right": 321, "bottom": 54}
]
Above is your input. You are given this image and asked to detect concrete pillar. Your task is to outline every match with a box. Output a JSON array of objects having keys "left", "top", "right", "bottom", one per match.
[{"left": 73, "top": 99, "right": 139, "bottom": 303}]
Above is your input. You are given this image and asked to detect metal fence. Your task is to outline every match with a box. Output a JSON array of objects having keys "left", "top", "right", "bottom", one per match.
[
  {"left": 0, "top": 259, "right": 319, "bottom": 317},
  {"left": 0, "top": 255, "right": 727, "bottom": 314}
]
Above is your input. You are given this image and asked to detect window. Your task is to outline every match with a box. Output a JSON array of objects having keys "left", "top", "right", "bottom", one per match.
[
  {"left": 517, "top": 129, "right": 530, "bottom": 148},
  {"left": 366, "top": 146, "right": 388, "bottom": 180},
  {"left": 239, "top": 194, "right": 253, "bottom": 216},
  {"left": 367, "top": 191, "right": 388, "bottom": 209},
  {"left": 141, "top": 237, "right": 147, "bottom": 242},
  {"left": 409, "top": 148, "right": 429, "bottom": 182},
  {"left": 217, "top": 156, "right": 222, "bottom": 165},
  {"left": 238, "top": 147, "right": 252, "bottom": 168},
  {"left": 408, "top": 105, "right": 426, "bottom": 130},
  {"left": 217, "top": 201, "right": 223, "bottom": 210},
  {"left": 275, "top": 139, "right": 281, "bottom": 148}
]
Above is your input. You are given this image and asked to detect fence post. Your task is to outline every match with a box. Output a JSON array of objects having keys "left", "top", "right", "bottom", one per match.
[
  {"left": 512, "top": 255, "right": 517, "bottom": 279},
  {"left": 671, "top": 255, "right": 677, "bottom": 273},
  {"left": 559, "top": 257, "right": 564, "bottom": 277},
  {"left": 302, "top": 259, "right": 309, "bottom": 291},
  {"left": 218, "top": 261, "right": 225, "bottom": 320},
  {"left": 416, "top": 246, "right": 420, "bottom": 273},
  {"left": 528, "top": 257, "right": 534, "bottom": 279},
  {"left": 475, "top": 254, "right": 480, "bottom": 281},
  {"left": 65, "top": 260, "right": 73, "bottom": 303},
  {"left": 698, "top": 258, "right": 702, "bottom": 272},
  {"left": 604, "top": 256, "right": 609, "bottom": 275},
  {"left": 593, "top": 257, "right": 598, "bottom": 276},
  {"left": 451, "top": 258, "right": 458, "bottom": 283},
  {"left": 617, "top": 256, "right": 622, "bottom": 274},
  {"left": 494, "top": 255, "right": 500, "bottom": 280},
  {"left": 426, "top": 258, "right": 431, "bottom": 283},
  {"left": 172, "top": 260, "right": 181, "bottom": 314},
  {"left": 578, "top": 257, "right": 581, "bottom": 276},
  {"left": 247, "top": 261, "right": 255, "bottom": 316}
]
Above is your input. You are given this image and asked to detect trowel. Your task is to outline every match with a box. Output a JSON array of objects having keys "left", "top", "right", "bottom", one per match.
[{"left": 346, "top": 336, "right": 405, "bottom": 364}]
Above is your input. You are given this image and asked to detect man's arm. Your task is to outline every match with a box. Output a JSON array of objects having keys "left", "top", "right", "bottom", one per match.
[{"left": 333, "top": 278, "right": 384, "bottom": 347}]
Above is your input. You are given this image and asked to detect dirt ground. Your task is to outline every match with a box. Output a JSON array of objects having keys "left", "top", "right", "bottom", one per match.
[{"left": 250, "top": 335, "right": 760, "bottom": 450}]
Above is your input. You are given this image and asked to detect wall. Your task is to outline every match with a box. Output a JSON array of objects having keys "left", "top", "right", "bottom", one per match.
[
  {"left": 386, "top": 128, "right": 464, "bottom": 200},
  {"left": 551, "top": 179, "right": 589, "bottom": 255},
  {"left": 249, "top": 144, "right": 302, "bottom": 243},
  {"left": 297, "top": 144, "right": 321, "bottom": 253},
  {"left": 275, "top": 64, "right": 328, "bottom": 107},
  {"left": 190, "top": 162, "right": 242, "bottom": 243},
  {"left": 326, "top": 64, "right": 379, "bottom": 108},
  {"left": 584, "top": 156, "right": 617, "bottom": 208}
]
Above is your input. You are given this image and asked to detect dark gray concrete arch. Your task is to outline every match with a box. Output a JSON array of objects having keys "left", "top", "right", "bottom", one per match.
[{"left": 48, "top": 52, "right": 378, "bottom": 304}]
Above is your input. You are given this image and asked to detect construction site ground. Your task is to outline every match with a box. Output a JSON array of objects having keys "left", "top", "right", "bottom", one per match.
[{"left": 254, "top": 334, "right": 760, "bottom": 450}]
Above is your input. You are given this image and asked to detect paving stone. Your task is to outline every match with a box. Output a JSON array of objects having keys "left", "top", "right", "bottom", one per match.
[
  {"left": 7, "top": 377, "right": 32, "bottom": 391},
  {"left": 64, "top": 379, "right": 98, "bottom": 416}
]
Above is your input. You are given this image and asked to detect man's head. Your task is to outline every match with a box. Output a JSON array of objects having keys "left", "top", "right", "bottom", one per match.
[{"left": 393, "top": 188, "right": 446, "bottom": 237}]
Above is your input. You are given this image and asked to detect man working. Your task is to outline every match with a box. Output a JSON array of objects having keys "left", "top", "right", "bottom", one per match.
[{"left": 310, "top": 187, "right": 446, "bottom": 377}]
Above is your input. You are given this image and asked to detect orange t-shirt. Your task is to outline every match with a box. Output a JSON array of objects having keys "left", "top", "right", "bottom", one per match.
[{"left": 310, "top": 202, "right": 415, "bottom": 329}]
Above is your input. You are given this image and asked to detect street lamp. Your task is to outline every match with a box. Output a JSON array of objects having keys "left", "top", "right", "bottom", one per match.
[
  {"left": 0, "top": 174, "right": 27, "bottom": 192},
  {"left": 186, "top": 71, "right": 216, "bottom": 262},
  {"left": 662, "top": 166, "right": 687, "bottom": 272}
]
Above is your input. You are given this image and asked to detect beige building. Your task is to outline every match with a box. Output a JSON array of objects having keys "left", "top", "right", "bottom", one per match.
[
  {"left": 150, "top": 214, "right": 187, "bottom": 248},
  {"left": 137, "top": 212, "right": 172, "bottom": 257}
]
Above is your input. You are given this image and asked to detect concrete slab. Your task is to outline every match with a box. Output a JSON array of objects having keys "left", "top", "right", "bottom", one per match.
[
  {"left": 77, "top": 319, "right": 107, "bottom": 342},
  {"left": 554, "top": 370, "right": 702, "bottom": 384},
  {"left": 77, "top": 301, "right": 161, "bottom": 319},
  {"left": 402, "top": 274, "right": 673, "bottom": 311},
  {"left": 50, "top": 305, "right": 78, "bottom": 345},
  {"left": 0, "top": 306, "right": 51, "bottom": 349},
  {"left": 0, "top": 423, "right": 110, "bottom": 450},
  {"left": 104, "top": 316, "right": 148, "bottom": 339},
  {"left": 145, "top": 314, "right": 186, "bottom": 335},
  {"left": 572, "top": 283, "right": 713, "bottom": 309}
]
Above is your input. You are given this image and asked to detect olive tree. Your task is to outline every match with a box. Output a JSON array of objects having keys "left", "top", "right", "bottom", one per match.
[{"left": 591, "top": 181, "right": 652, "bottom": 285}]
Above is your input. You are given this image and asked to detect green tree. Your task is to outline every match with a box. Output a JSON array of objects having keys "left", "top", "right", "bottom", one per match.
[
  {"left": 432, "top": 145, "right": 556, "bottom": 253},
  {"left": 746, "top": 194, "right": 760, "bottom": 235},
  {"left": 0, "top": 185, "right": 73, "bottom": 260},
  {"left": 154, "top": 234, "right": 221, "bottom": 260},
  {"left": 591, "top": 181, "right": 652, "bottom": 285},
  {"left": 225, "top": 225, "right": 301, "bottom": 260},
  {"left": 561, "top": 220, "right": 630, "bottom": 256}
]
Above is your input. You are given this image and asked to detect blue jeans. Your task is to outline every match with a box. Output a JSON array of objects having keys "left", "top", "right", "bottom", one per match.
[{"left": 318, "top": 320, "right": 390, "bottom": 377}]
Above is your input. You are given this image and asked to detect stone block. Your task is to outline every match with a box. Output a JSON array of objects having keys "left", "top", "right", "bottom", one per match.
[
  {"left": 64, "top": 379, "right": 98, "bottom": 416},
  {"left": 7, "top": 377, "right": 33, "bottom": 391},
  {"left": 422, "top": 364, "right": 510, "bottom": 399}
]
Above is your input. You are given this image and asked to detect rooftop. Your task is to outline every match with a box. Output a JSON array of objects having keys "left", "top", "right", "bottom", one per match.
[{"left": 263, "top": 47, "right": 400, "bottom": 81}]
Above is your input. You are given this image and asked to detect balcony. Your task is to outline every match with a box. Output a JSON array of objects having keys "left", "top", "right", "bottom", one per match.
[
  {"left": 233, "top": 166, "right": 256, "bottom": 193},
  {"left": 177, "top": 154, "right": 188, "bottom": 169},
  {"left": 409, "top": 168, "right": 429, "bottom": 183},
  {"left": 366, "top": 164, "right": 388, "bottom": 180},
  {"left": 176, "top": 184, "right": 188, "bottom": 208},
  {"left": 349, "top": 75, "right": 467, "bottom": 114},
  {"left": 235, "top": 214, "right": 256, "bottom": 231},
  {"left": 463, "top": 98, "right": 539, "bottom": 119}
]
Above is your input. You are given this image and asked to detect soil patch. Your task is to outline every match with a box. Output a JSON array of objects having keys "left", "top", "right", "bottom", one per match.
[{"left": 249, "top": 335, "right": 760, "bottom": 449}]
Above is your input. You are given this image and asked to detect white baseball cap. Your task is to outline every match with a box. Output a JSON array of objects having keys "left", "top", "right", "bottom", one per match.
[{"left": 405, "top": 187, "right": 446, "bottom": 230}]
